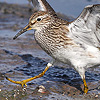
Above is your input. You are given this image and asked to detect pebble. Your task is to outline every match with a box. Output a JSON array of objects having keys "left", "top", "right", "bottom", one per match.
[
  {"left": 23, "top": 88, "right": 26, "bottom": 91},
  {"left": 95, "top": 95, "right": 98, "bottom": 98},
  {"left": 38, "top": 85, "right": 46, "bottom": 93}
]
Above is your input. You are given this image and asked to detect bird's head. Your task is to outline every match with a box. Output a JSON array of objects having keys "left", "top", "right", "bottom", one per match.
[{"left": 13, "top": 0, "right": 56, "bottom": 40}]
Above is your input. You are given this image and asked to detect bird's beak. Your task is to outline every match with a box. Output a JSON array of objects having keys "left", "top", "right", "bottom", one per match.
[{"left": 13, "top": 24, "right": 32, "bottom": 40}]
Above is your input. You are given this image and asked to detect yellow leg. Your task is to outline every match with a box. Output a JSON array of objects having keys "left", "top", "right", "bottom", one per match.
[
  {"left": 83, "top": 78, "right": 88, "bottom": 93},
  {"left": 6, "top": 63, "right": 52, "bottom": 87}
]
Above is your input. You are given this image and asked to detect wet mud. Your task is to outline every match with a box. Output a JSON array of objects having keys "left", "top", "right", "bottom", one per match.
[{"left": 0, "top": 2, "right": 100, "bottom": 100}]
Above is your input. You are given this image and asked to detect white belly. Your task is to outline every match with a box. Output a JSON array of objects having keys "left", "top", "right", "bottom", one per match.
[{"left": 53, "top": 44, "right": 100, "bottom": 69}]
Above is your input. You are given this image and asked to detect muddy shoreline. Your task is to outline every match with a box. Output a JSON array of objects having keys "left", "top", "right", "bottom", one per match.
[{"left": 0, "top": 2, "right": 100, "bottom": 100}]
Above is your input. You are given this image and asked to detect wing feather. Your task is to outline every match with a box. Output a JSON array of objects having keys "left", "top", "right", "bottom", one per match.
[
  {"left": 68, "top": 4, "right": 100, "bottom": 47},
  {"left": 31, "top": 0, "right": 46, "bottom": 11},
  {"left": 31, "top": 0, "right": 55, "bottom": 15}
]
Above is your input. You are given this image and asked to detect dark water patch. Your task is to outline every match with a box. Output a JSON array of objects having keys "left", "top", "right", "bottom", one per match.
[
  {"left": 0, "top": 50, "right": 100, "bottom": 99},
  {"left": 4, "top": 49, "right": 100, "bottom": 88}
]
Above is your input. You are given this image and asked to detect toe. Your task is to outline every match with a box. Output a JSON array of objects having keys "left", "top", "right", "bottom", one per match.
[{"left": 84, "top": 86, "right": 88, "bottom": 94}]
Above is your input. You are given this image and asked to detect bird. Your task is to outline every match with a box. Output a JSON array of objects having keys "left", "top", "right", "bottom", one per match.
[{"left": 6, "top": 0, "right": 100, "bottom": 94}]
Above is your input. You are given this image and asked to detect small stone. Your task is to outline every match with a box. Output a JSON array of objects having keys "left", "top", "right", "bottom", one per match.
[
  {"left": 38, "top": 85, "right": 46, "bottom": 93},
  {"left": 14, "top": 94, "right": 16, "bottom": 97},
  {"left": 17, "top": 89, "right": 19, "bottom": 92},
  {"left": 40, "top": 96, "right": 42, "bottom": 98},
  {"left": 95, "top": 95, "right": 98, "bottom": 98},
  {"left": 23, "top": 88, "right": 26, "bottom": 91},
  {"left": 62, "top": 92, "right": 65, "bottom": 96},
  {"left": 17, "top": 92, "right": 19, "bottom": 95}
]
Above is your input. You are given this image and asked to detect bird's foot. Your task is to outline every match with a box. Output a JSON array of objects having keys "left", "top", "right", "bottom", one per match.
[
  {"left": 83, "top": 78, "right": 88, "bottom": 94},
  {"left": 84, "top": 85, "right": 88, "bottom": 94},
  {"left": 6, "top": 63, "right": 52, "bottom": 87},
  {"left": 6, "top": 77, "right": 28, "bottom": 88}
]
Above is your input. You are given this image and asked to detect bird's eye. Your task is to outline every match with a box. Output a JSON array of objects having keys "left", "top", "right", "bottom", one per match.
[{"left": 37, "top": 18, "right": 41, "bottom": 21}]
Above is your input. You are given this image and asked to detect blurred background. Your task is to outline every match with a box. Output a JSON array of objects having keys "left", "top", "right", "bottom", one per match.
[{"left": 1, "top": 0, "right": 100, "bottom": 17}]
